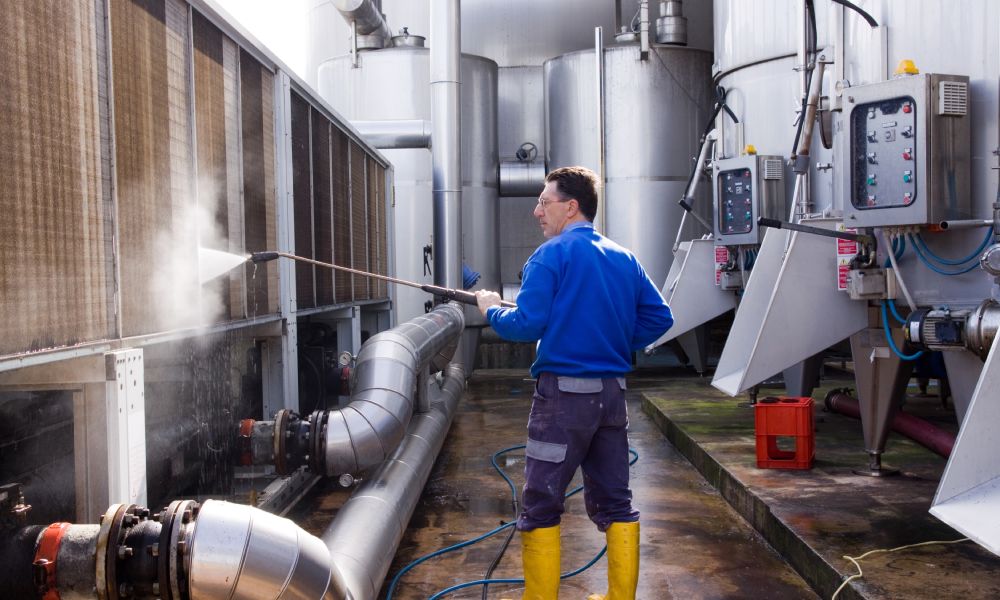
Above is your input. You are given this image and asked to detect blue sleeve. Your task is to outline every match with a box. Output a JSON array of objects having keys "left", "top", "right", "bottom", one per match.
[
  {"left": 487, "top": 259, "right": 557, "bottom": 342},
  {"left": 630, "top": 265, "right": 673, "bottom": 349}
]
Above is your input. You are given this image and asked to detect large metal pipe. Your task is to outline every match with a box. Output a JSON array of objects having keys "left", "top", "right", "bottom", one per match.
[
  {"left": 824, "top": 390, "right": 955, "bottom": 458},
  {"left": 499, "top": 160, "right": 546, "bottom": 197},
  {"left": 352, "top": 119, "right": 432, "bottom": 149},
  {"left": 323, "top": 362, "right": 465, "bottom": 600},
  {"left": 331, "top": 0, "right": 391, "bottom": 46},
  {"left": 321, "top": 303, "right": 464, "bottom": 475},
  {"left": 430, "top": 0, "right": 462, "bottom": 291}
]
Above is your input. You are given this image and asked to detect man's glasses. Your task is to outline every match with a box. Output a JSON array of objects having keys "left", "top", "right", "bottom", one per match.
[{"left": 537, "top": 197, "right": 571, "bottom": 209}]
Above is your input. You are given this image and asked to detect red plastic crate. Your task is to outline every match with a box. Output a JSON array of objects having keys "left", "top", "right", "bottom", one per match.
[{"left": 754, "top": 396, "right": 814, "bottom": 469}]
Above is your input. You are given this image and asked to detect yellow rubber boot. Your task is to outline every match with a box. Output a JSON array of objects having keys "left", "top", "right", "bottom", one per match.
[
  {"left": 520, "top": 525, "right": 561, "bottom": 600},
  {"left": 586, "top": 521, "right": 639, "bottom": 600}
]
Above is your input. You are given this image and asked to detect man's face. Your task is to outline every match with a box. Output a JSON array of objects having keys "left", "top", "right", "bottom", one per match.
[{"left": 534, "top": 181, "right": 574, "bottom": 238}]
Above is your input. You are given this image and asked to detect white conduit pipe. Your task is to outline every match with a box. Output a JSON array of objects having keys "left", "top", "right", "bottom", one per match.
[{"left": 885, "top": 231, "right": 918, "bottom": 311}]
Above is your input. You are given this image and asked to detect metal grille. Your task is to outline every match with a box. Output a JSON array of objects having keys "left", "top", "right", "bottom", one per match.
[
  {"left": 332, "top": 129, "right": 352, "bottom": 303},
  {"left": 312, "top": 110, "right": 334, "bottom": 306},
  {"left": 240, "top": 50, "right": 276, "bottom": 317},
  {"left": 367, "top": 158, "right": 386, "bottom": 299},
  {"left": 112, "top": 0, "right": 196, "bottom": 336},
  {"left": 291, "top": 92, "right": 315, "bottom": 309},
  {"left": 763, "top": 159, "right": 783, "bottom": 180},
  {"left": 0, "top": 0, "right": 115, "bottom": 356},
  {"left": 938, "top": 81, "right": 968, "bottom": 116},
  {"left": 260, "top": 68, "right": 278, "bottom": 313},
  {"left": 376, "top": 163, "right": 389, "bottom": 298},
  {"left": 350, "top": 142, "right": 370, "bottom": 300},
  {"left": 193, "top": 11, "right": 244, "bottom": 320}
]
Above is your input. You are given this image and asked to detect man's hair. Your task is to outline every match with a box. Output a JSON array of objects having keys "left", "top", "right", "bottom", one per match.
[{"left": 545, "top": 166, "right": 600, "bottom": 221}]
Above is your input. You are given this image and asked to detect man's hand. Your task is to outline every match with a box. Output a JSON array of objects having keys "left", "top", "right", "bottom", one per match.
[{"left": 475, "top": 290, "right": 502, "bottom": 317}]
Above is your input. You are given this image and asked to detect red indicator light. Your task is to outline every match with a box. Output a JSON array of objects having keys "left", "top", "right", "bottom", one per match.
[{"left": 902, "top": 103, "right": 912, "bottom": 114}]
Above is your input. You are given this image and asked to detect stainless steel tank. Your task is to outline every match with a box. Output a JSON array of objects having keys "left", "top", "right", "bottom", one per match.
[
  {"left": 317, "top": 47, "right": 499, "bottom": 325},
  {"left": 545, "top": 43, "right": 714, "bottom": 286}
]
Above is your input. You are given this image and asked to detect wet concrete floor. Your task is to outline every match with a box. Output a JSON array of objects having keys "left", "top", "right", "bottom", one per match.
[
  {"left": 640, "top": 368, "right": 1000, "bottom": 600},
  {"left": 294, "top": 369, "right": 819, "bottom": 599}
]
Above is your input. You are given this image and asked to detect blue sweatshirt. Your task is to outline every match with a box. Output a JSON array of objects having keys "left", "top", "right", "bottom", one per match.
[{"left": 487, "top": 222, "right": 673, "bottom": 378}]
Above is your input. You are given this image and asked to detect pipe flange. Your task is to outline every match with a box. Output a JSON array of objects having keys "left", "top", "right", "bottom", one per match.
[
  {"left": 273, "top": 409, "right": 291, "bottom": 476},
  {"left": 308, "top": 410, "right": 327, "bottom": 474},
  {"left": 156, "top": 500, "right": 198, "bottom": 600},
  {"left": 97, "top": 503, "right": 143, "bottom": 600},
  {"left": 980, "top": 244, "right": 1000, "bottom": 276}
]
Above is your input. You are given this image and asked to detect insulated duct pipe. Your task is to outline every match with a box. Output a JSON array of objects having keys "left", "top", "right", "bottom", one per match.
[
  {"left": 323, "top": 362, "right": 465, "bottom": 600},
  {"left": 241, "top": 303, "right": 465, "bottom": 477},
  {"left": 352, "top": 119, "right": 432, "bottom": 149},
  {"left": 0, "top": 499, "right": 351, "bottom": 600},
  {"left": 431, "top": 0, "right": 462, "bottom": 291},
  {"left": 499, "top": 160, "right": 546, "bottom": 197},
  {"left": 824, "top": 390, "right": 955, "bottom": 458},
  {"left": 318, "top": 303, "right": 464, "bottom": 475},
  {"left": 332, "top": 0, "right": 391, "bottom": 47}
]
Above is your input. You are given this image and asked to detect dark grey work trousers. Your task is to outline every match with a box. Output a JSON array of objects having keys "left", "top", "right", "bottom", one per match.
[{"left": 517, "top": 372, "right": 639, "bottom": 532}]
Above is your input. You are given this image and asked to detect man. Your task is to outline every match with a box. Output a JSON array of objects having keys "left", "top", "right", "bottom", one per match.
[{"left": 476, "top": 166, "right": 673, "bottom": 600}]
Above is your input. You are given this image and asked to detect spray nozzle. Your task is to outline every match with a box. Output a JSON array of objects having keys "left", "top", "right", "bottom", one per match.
[{"left": 249, "top": 251, "right": 280, "bottom": 264}]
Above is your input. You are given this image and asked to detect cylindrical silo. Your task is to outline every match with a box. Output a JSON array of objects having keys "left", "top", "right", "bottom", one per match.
[
  {"left": 317, "top": 47, "right": 499, "bottom": 325},
  {"left": 712, "top": 0, "right": 834, "bottom": 213},
  {"left": 545, "top": 43, "right": 714, "bottom": 287}
]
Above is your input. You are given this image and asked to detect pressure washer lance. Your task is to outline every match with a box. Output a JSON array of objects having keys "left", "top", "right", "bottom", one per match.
[{"left": 249, "top": 251, "right": 516, "bottom": 309}]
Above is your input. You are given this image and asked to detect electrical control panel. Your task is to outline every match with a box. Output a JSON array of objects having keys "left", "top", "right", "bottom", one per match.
[
  {"left": 842, "top": 73, "right": 971, "bottom": 227},
  {"left": 713, "top": 155, "right": 786, "bottom": 246}
]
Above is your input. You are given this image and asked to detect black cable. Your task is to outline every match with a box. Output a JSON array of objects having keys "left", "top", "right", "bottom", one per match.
[
  {"left": 830, "top": 0, "right": 878, "bottom": 28},
  {"left": 712, "top": 53, "right": 797, "bottom": 86},
  {"left": 480, "top": 518, "right": 517, "bottom": 599}
]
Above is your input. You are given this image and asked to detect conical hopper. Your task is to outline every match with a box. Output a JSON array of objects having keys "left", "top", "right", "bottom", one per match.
[{"left": 711, "top": 226, "right": 868, "bottom": 396}]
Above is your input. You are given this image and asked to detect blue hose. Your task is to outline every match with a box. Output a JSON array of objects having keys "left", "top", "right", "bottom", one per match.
[
  {"left": 881, "top": 300, "right": 923, "bottom": 361},
  {"left": 386, "top": 446, "right": 640, "bottom": 599},
  {"left": 908, "top": 234, "right": 982, "bottom": 276},
  {"left": 911, "top": 225, "right": 993, "bottom": 266},
  {"left": 427, "top": 546, "right": 609, "bottom": 600},
  {"left": 886, "top": 298, "right": 908, "bottom": 325}
]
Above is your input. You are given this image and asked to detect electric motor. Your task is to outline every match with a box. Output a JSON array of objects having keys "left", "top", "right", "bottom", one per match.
[{"left": 904, "top": 299, "right": 1000, "bottom": 359}]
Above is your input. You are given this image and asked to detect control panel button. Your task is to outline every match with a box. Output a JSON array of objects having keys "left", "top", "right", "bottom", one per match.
[{"left": 902, "top": 148, "right": 912, "bottom": 160}]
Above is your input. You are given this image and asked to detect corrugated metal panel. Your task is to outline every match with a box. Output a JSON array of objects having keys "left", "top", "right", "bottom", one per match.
[
  {"left": 366, "top": 157, "right": 386, "bottom": 299},
  {"left": 349, "top": 142, "right": 370, "bottom": 301},
  {"left": 376, "top": 163, "right": 389, "bottom": 299},
  {"left": 112, "top": 0, "right": 196, "bottom": 336},
  {"left": 332, "top": 128, "right": 352, "bottom": 304},
  {"left": 222, "top": 35, "right": 244, "bottom": 319},
  {"left": 193, "top": 11, "right": 246, "bottom": 321},
  {"left": 291, "top": 92, "right": 315, "bottom": 309},
  {"left": 312, "top": 110, "right": 334, "bottom": 306},
  {"left": 260, "top": 68, "right": 278, "bottom": 314},
  {"left": 0, "top": 0, "right": 115, "bottom": 356},
  {"left": 240, "top": 49, "right": 276, "bottom": 316}
]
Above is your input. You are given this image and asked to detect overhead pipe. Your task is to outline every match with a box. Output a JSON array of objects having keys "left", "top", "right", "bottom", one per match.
[
  {"left": 332, "top": 0, "right": 391, "bottom": 48},
  {"left": 351, "top": 119, "right": 432, "bottom": 149},
  {"left": 824, "top": 390, "right": 955, "bottom": 458},
  {"left": 430, "top": 0, "right": 463, "bottom": 292}
]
